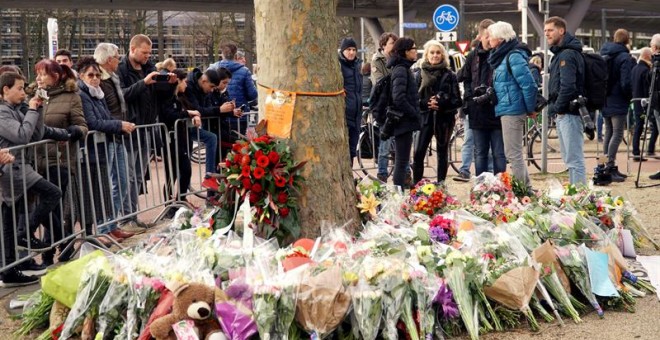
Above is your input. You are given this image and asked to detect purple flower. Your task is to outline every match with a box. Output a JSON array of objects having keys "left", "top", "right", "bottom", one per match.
[
  {"left": 433, "top": 281, "right": 459, "bottom": 320},
  {"left": 549, "top": 224, "right": 560, "bottom": 233},
  {"left": 429, "top": 227, "right": 450, "bottom": 244}
]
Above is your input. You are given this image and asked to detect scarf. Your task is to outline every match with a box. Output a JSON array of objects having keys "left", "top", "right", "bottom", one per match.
[
  {"left": 419, "top": 61, "right": 447, "bottom": 99},
  {"left": 87, "top": 84, "right": 105, "bottom": 100}
]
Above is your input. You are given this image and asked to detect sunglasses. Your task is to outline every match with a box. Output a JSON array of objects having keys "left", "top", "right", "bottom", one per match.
[{"left": 85, "top": 73, "right": 102, "bottom": 79}]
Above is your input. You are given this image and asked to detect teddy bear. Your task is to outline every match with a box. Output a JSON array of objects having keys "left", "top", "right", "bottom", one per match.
[{"left": 150, "top": 282, "right": 228, "bottom": 340}]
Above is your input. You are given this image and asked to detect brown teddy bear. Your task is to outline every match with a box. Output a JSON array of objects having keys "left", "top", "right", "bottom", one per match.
[{"left": 150, "top": 282, "right": 228, "bottom": 340}]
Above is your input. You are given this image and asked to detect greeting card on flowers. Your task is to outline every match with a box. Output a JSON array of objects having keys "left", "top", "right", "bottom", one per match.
[{"left": 582, "top": 246, "right": 619, "bottom": 297}]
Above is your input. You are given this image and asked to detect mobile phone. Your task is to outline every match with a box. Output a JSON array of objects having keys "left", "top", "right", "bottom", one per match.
[{"left": 154, "top": 74, "right": 169, "bottom": 82}]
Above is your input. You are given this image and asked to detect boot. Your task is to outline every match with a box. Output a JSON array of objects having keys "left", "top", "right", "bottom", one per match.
[
  {"left": 607, "top": 166, "right": 625, "bottom": 182},
  {"left": 610, "top": 165, "right": 628, "bottom": 178}
]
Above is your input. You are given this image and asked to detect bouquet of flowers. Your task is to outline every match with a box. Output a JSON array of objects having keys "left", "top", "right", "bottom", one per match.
[
  {"left": 377, "top": 258, "right": 408, "bottom": 340},
  {"left": 555, "top": 244, "right": 604, "bottom": 317},
  {"left": 442, "top": 250, "right": 481, "bottom": 340},
  {"left": 469, "top": 172, "right": 523, "bottom": 223},
  {"left": 350, "top": 280, "right": 383, "bottom": 340},
  {"left": 215, "top": 279, "right": 259, "bottom": 340},
  {"left": 405, "top": 179, "right": 458, "bottom": 216},
  {"left": 215, "top": 134, "right": 306, "bottom": 244}
]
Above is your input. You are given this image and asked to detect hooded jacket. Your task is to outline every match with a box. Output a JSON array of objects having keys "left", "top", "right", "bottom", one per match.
[
  {"left": 548, "top": 32, "right": 585, "bottom": 116},
  {"left": 212, "top": 59, "right": 258, "bottom": 121},
  {"left": 184, "top": 68, "right": 228, "bottom": 118},
  {"left": 459, "top": 43, "right": 500, "bottom": 130},
  {"left": 600, "top": 42, "right": 635, "bottom": 117},
  {"left": 0, "top": 100, "right": 45, "bottom": 204},
  {"left": 38, "top": 78, "right": 88, "bottom": 172},
  {"left": 339, "top": 52, "right": 363, "bottom": 130},
  {"left": 118, "top": 54, "right": 158, "bottom": 125},
  {"left": 388, "top": 55, "right": 422, "bottom": 136},
  {"left": 489, "top": 39, "right": 537, "bottom": 116},
  {"left": 371, "top": 49, "right": 390, "bottom": 86}
]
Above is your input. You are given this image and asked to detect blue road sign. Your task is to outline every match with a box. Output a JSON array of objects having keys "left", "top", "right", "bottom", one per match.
[
  {"left": 433, "top": 4, "right": 460, "bottom": 32},
  {"left": 403, "top": 22, "right": 428, "bottom": 29}
]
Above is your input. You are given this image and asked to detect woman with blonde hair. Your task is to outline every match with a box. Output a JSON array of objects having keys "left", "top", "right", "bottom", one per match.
[
  {"left": 411, "top": 39, "right": 462, "bottom": 183},
  {"left": 156, "top": 58, "right": 177, "bottom": 72}
]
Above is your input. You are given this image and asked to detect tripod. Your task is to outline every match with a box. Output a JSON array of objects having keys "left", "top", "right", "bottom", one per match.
[{"left": 635, "top": 56, "right": 660, "bottom": 188}]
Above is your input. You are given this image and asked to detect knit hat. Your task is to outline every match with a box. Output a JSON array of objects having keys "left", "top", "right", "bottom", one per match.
[{"left": 340, "top": 37, "right": 357, "bottom": 53}]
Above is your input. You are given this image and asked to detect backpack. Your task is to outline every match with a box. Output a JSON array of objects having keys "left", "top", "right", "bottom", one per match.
[
  {"left": 368, "top": 73, "right": 392, "bottom": 123},
  {"left": 581, "top": 53, "right": 608, "bottom": 111}
]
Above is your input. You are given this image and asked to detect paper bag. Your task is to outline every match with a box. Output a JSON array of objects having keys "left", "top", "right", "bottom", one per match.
[
  {"left": 532, "top": 241, "right": 571, "bottom": 293},
  {"left": 295, "top": 266, "right": 351, "bottom": 336},
  {"left": 484, "top": 266, "right": 539, "bottom": 310}
]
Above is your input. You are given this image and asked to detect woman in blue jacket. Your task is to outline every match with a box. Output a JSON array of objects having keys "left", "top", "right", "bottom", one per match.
[{"left": 488, "top": 21, "right": 537, "bottom": 192}]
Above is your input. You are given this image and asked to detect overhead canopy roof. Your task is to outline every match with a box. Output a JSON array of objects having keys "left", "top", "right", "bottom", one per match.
[{"left": 0, "top": 0, "right": 659, "bottom": 34}]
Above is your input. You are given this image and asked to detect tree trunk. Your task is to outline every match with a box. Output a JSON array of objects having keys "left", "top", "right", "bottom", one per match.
[{"left": 253, "top": 0, "right": 360, "bottom": 237}]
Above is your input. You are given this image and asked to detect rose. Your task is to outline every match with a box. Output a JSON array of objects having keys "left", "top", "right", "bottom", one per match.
[
  {"left": 254, "top": 167, "right": 265, "bottom": 179},
  {"left": 255, "top": 149, "right": 265, "bottom": 159},
  {"left": 241, "top": 166, "right": 251, "bottom": 177},
  {"left": 268, "top": 151, "right": 280, "bottom": 164},
  {"left": 257, "top": 155, "right": 270, "bottom": 168},
  {"left": 280, "top": 207, "right": 290, "bottom": 217},
  {"left": 249, "top": 193, "right": 260, "bottom": 204},
  {"left": 275, "top": 176, "right": 287, "bottom": 188},
  {"left": 242, "top": 178, "right": 252, "bottom": 190},
  {"left": 252, "top": 183, "right": 263, "bottom": 193},
  {"left": 277, "top": 192, "right": 288, "bottom": 204}
]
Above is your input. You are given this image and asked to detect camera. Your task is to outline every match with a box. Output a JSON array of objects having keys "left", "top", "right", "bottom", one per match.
[
  {"left": 569, "top": 96, "right": 595, "bottom": 138},
  {"left": 154, "top": 74, "right": 169, "bottom": 82},
  {"left": 379, "top": 108, "right": 404, "bottom": 140},
  {"left": 472, "top": 85, "right": 498, "bottom": 106}
]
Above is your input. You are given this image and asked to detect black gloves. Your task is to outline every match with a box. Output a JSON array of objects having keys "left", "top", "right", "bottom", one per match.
[
  {"left": 43, "top": 126, "right": 70, "bottom": 142},
  {"left": 67, "top": 125, "right": 84, "bottom": 143}
]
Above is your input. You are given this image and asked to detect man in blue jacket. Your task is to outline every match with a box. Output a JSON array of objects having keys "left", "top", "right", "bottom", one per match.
[
  {"left": 600, "top": 29, "right": 635, "bottom": 182},
  {"left": 545, "top": 16, "right": 587, "bottom": 185},
  {"left": 211, "top": 43, "right": 258, "bottom": 136},
  {"left": 338, "top": 37, "right": 363, "bottom": 164}
]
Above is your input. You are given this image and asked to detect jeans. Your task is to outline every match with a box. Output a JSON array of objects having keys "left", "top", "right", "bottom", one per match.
[
  {"left": 393, "top": 132, "right": 414, "bottom": 188},
  {"left": 193, "top": 128, "right": 218, "bottom": 175},
  {"left": 597, "top": 112, "right": 604, "bottom": 140},
  {"left": 556, "top": 114, "right": 587, "bottom": 185},
  {"left": 501, "top": 115, "right": 531, "bottom": 188},
  {"left": 412, "top": 113, "right": 454, "bottom": 183},
  {"left": 472, "top": 128, "right": 507, "bottom": 176},
  {"left": 163, "top": 137, "right": 193, "bottom": 201},
  {"left": 603, "top": 114, "right": 627, "bottom": 166},
  {"left": 107, "top": 142, "right": 128, "bottom": 219},
  {"left": 459, "top": 118, "right": 474, "bottom": 175},
  {"left": 632, "top": 110, "right": 658, "bottom": 155},
  {"left": 348, "top": 125, "right": 359, "bottom": 161},
  {"left": 125, "top": 134, "right": 151, "bottom": 220},
  {"left": 377, "top": 136, "right": 391, "bottom": 178}
]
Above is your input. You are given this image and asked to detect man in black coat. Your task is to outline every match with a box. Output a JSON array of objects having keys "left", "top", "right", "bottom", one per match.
[
  {"left": 631, "top": 47, "right": 658, "bottom": 161},
  {"left": 338, "top": 37, "right": 363, "bottom": 164}
]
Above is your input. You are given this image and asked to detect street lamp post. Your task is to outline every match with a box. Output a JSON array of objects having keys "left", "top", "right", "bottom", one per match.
[{"left": 398, "top": 0, "right": 404, "bottom": 37}]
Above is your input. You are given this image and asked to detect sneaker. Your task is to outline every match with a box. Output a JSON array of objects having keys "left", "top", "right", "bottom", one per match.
[
  {"left": 633, "top": 155, "right": 648, "bottom": 162},
  {"left": 376, "top": 174, "right": 388, "bottom": 183},
  {"left": 650, "top": 172, "right": 660, "bottom": 180},
  {"left": 17, "top": 259, "right": 48, "bottom": 276},
  {"left": 453, "top": 171, "right": 470, "bottom": 182},
  {"left": 119, "top": 221, "right": 147, "bottom": 234},
  {"left": 0, "top": 268, "right": 39, "bottom": 287},
  {"left": 16, "top": 235, "right": 50, "bottom": 251}
]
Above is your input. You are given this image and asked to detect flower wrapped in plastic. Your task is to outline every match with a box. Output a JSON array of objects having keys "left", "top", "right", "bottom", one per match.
[
  {"left": 555, "top": 244, "right": 604, "bottom": 317},
  {"left": 350, "top": 279, "right": 383, "bottom": 340},
  {"left": 375, "top": 257, "right": 408, "bottom": 340},
  {"left": 405, "top": 179, "right": 459, "bottom": 217},
  {"left": 295, "top": 265, "right": 351, "bottom": 339},
  {"left": 95, "top": 258, "right": 133, "bottom": 339},
  {"left": 442, "top": 250, "right": 480, "bottom": 340},
  {"left": 215, "top": 278, "right": 258, "bottom": 340}
]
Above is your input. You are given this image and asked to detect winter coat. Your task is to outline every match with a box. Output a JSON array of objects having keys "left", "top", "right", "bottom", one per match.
[
  {"left": 600, "top": 42, "right": 635, "bottom": 117},
  {"left": 548, "top": 32, "right": 585, "bottom": 116},
  {"left": 361, "top": 73, "right": 372, "bottom": 106},
  {"left": 37, "top": 78, "right": 88, "bottom": 172},
  {"left": 388, "top": 55, "right": 422, "bottom": 136},
  {"left": 0, "top": 101, "right": 45, "bottom": 204},
  {"left": 99, "top": 66, "right": 127, "bottom": 122},
  {"left": 208, "top": 89, "right": 236, "bottom": 146},
  {"left": 459, "top": 43, "right": 500, "bottom": 130},
  {"left": 371, "top": 49, "right": 389, "bottom": 86},
  {"left": 339, "top": 52, "right": 363, "bottom": 130},
  {"left": 489, "top": 39, "right": 537, "bottom": 116},
  {"left": 78, "top": 80, "right": 124, "bottom": 162},
  {"left": 631, "top": 60, "right": 651, "bottom": 115},
  {"left": 530, "top": 63, "right": 542, "bottom": 87},
  {"left": 118, "top": 55, "right": 158, "bottom": 125},
  {"left": 185, "top": 68, "right": 228, "bottom": 118},
  {"left": 416, "top": 62, "right": 462, "bottom": 124},
  {"left": 212, "top": 59, "right": 258, "bottom": 123},
  {"left": 159, "top": 93, "right": 190, "bottom": 150}
]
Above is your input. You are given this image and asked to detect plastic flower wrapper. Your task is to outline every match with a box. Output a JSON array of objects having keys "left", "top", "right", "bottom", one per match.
[
  {"left": 375, "top": 184, "right": 408, "bottom": 225},
  {"left": 252, "top": 283, "right": 280, "bottom": 339},
  {"left": 95, "top": 257, "right": 133, "bottom": 339},
  {"left": 614, "top": 201, "right": 660, "bottom": 250},
  {"left": 540, "top": 211, "right": 579, "bottom": 246},
  {"left": 295, "top": 265, "right": 351, "bottom": 339},
  {"left": 501, "top": 216, "right": 543, "bottom": 252},
  {"left": 555, "top": 244, "right": 604, "bottom": 317},
  {"left": 349, "top": 279, "right": 383, "bottom": 340},
  {"left": 60, "top": 256, "right": 112, "bottom": 339},
  {"left": 375, "top": 256, "right": 408, "bottom": 340},
  {"left": 405, "top": 179, "right": 458, "bottom": 217},
  {"left": 410, "top": 268, "right": 438, "bottom": 339},
  {"left": 442, "top": 250, "right": 480, "bottom": 340},
  {"left": 573, "top": 212, "right": 610, "bottom": 249},
  {"left": 273, "top": 268, "right": 303, "bottom": 340},
  {"left": 215, "top": 278, "right": 258, "bottom": 340},
  {"left": 537, "top": 262, "right": 582, "bottom": 323}
]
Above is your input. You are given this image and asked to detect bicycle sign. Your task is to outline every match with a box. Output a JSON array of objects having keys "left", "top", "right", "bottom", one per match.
[{"left": 433, "top": 4, "right": 460, "bottom": 32}]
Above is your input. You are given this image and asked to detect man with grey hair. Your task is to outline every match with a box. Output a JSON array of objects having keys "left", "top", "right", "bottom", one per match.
[
  {"left": 649, "top": 34, "right": 660, "bottom": 179},
  {"left": 93, "top": 42, "right": 136, "bottom": 238},
  {"left": 631, "top": 47, "right": 657, "bottom": 162}
]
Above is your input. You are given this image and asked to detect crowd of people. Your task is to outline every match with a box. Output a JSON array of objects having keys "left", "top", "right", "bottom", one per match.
[
  {"left": 340, "top": 16, "right": 660, "bottom": 190},
  {"left": 0, "top": 34, "right": 257, "bottom": 287}
]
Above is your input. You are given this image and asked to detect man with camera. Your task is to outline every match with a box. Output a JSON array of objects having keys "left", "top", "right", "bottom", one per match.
[
  {"left": 118, "top": 34, "right": 176, "bottom": 232},
  {"left": 649, "top": 34, "right": 660, "bottom": 180},
  {"left": 545, "top": 17, "right": 587, "bottom": 185}
]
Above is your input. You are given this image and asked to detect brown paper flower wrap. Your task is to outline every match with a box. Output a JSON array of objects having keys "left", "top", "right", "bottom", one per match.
[
  {"left": 484, "top": 266, "right": 539, "bottom": 310},
  {"left": 295, "top": 266, "right": 351, "bottom": 337}
]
